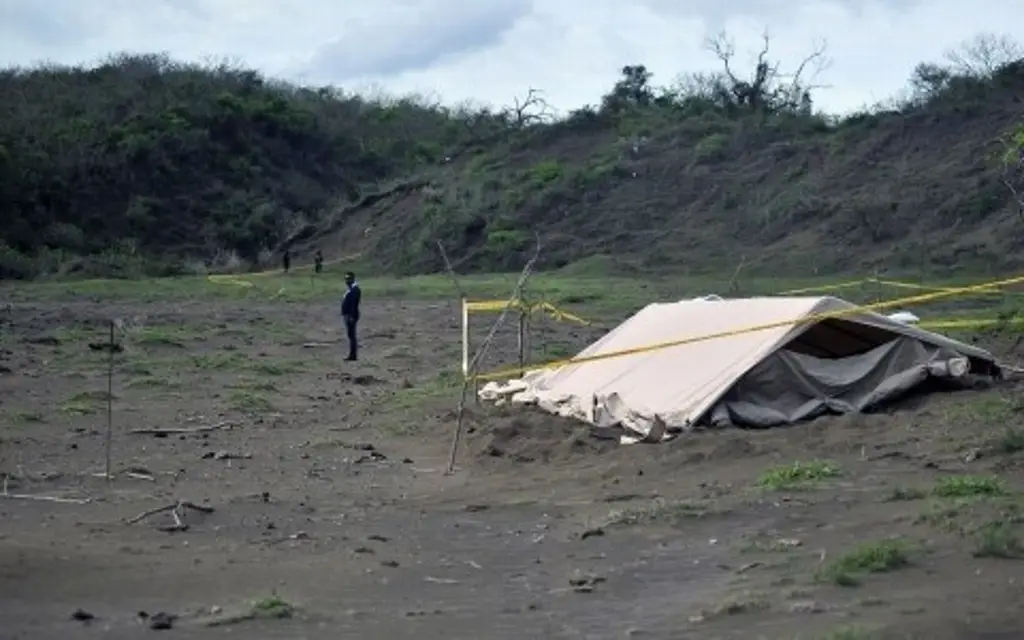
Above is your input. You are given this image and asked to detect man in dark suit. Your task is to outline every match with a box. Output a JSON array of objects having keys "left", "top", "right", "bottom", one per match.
[{"left": 341, "top": 271, "right": 361, "bottom": 361}]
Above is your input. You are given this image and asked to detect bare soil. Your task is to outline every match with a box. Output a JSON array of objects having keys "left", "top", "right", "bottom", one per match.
[{"left": 1, "top": 293, "right": 1023, "bottom": 639}]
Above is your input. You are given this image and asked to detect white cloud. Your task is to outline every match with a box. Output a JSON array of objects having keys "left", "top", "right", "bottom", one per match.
[{"left": 1, "top": 0, "right": 1022, "bottom": 114}]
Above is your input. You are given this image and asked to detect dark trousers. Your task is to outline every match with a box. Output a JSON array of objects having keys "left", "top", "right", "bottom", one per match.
[{"left": 344, "top": 315, "right": 358, "bottom": 360}]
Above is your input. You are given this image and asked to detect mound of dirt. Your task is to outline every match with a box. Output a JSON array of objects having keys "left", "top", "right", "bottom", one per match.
[{"left": 468, "top": 408, "right": 619, "bottom": 464}]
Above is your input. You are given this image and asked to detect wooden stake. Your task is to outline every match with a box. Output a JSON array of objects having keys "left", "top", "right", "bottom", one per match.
[
  {"left": 105, "top": 321, "right": 114, "bottom": 483},
  {"left": 517, "top": 309, "right": 526, "bottom": 378}
]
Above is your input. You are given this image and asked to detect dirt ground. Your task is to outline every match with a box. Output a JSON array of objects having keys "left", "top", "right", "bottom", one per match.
[{"left": 1, "top": 289, "right": 1023, "bottom": 640}]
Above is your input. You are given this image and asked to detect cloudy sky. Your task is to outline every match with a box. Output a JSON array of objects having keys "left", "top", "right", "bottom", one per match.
[{"left": 1, "top": 0, "right": 1023, "bottom": 115}]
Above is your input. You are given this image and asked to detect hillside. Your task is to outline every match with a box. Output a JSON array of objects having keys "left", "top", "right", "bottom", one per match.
[
  {"left": 302, "top": 62, "right": 1024, "bottom": 277},
  {"left": 1, "top": 49, "right": 1023, "bottom": 279},
  {"left": 0, "top": 54, "right": 510, "bottom": 278}
]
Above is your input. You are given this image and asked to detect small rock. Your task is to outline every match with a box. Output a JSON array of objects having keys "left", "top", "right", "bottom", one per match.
[
  {"left": 580, "top": 527, "right": 605, "bottom": 540},
  {"left": 70, "top": 608, "right": 94, "bottom": 622},
  {"left": 569, "top": 573, "right": 606, "bottom": 593},
  {"left": 354, "top": 451, "right": 387, "bottom": 464},
  {"left": 148, "top": 612, "right": 175, "bottom": 630},
  {"left": 736, "top": 561, "right": 763, "bottom": 573}
]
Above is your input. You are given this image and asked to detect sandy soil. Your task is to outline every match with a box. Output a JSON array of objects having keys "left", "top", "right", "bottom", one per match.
[{"left": 1, "top": 291, "right": 1023, "bottom": 640}]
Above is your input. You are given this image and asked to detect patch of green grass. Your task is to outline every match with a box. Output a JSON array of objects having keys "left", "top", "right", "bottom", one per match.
[
  {"left": 539, "top": 340, "right": 575, "bottom": 358},
  {"left": 120, "top": 360, "right": 157, "bottom": 376},
  {"left": 7, "top": 410, "right": 44, "bottom": 424},
  {"left": 192, "top": 352, "right": 249, "bottom": 371},
  {"left": 248, "top": 594, "right": 294, "bottom": 619},
  {"left": 58, "top": 390, "right": 113, "bottom": 416},
  {"left": 972, "top": 521, "right": 1024, "bottom": 558},
  {"left": 228, "top": 390, "right": 276, "bottom": 413},
  {"left": 915, "top": 496, "right": 1024, "bottom": 535},
  {"left": 53, "top": 326, "right": 93, "bottom": 344},
  {"left": 915, "top": 502, "right": 966, "bottom": 532},
  {"left": 203, "top": 593, "right": 296, "bottom": 627},
  {"left": 231, "top": 379, "right": 278, "bottom": 392},
  {"left": 250, "top": 359, "right": 304, "bottom": 376},
  {"left": 126, "top": 375, "right": 182, "bottom": 390},
  {"left": 884, "top": 486, "right": 926, "bottom": 502},
  {"left": 133, "top": 325, "right": 200, "bottom": 348},
  {"left": 59, "top": 402, "right": 96, "bottom": 416},
  {"left": 993, "top": 427, "right": 1024, "bottom": 454},
  {"left": 817, "top": 539, "right": 911, "bottom": 587},
  {"left": 757, "top": 460, "right": 839, "bottom": 490},
  {"left": 932, "top": 475, "right": 1006, "bottom": 498},
  {"left": 384, "top": 369, "right": 461, "bottom": 406}
]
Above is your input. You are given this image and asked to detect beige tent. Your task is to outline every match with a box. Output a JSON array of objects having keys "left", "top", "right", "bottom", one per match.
[{"left": 480, "top": 296, "right": 999, "bottom": 443}]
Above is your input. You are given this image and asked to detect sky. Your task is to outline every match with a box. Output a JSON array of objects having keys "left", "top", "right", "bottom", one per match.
[{"left": 1, "top": 0, "right": 1023, "bottom": 115}]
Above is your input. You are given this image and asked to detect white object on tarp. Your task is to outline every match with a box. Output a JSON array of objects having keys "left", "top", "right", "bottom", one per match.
[
  {"left": 887, "top": 311, "right": 920, "bottom": 325},
  {"left": 685, "top": 294, "right": 724, "bottom": 302}
]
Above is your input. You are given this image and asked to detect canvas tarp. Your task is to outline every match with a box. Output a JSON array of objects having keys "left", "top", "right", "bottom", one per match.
[
  {"left": 479, "top": 296, "right": 997, "bottom": 442},
  {"left": 707, "top": 336, "right": 971, "bottom": 428}
]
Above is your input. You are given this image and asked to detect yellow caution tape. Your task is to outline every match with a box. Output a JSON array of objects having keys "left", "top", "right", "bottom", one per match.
[
  {"left": 918, "top": 317, "right": 1024, "bottom": 330},
  {"left": 874, "top": 279, "right": 1003, "bottom": 295},
  {"left": 465, "top": 299, "right": 590, "bottom": 325},
  {"left": 206, "top": 252, "right": 363, "bottom": 288},
  {"left": 535, "top": 302, "right": 590, "bottom": 326},
  {"left": 470, "top": 273, "right": 1024, "bottom": 383},
  {"left": 776, "top": 279, "right": 872, "bottom": 295}
]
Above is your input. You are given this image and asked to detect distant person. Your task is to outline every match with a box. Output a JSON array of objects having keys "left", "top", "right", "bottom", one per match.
[
  {"left": 340, "top": 271, "right": 361, "bottom": 361},
  {"left": 314, "top": 250, "right": 323, "bottom": 274},
  {"left": 282, "top": 250, "right": 291, "bottom": 274}
]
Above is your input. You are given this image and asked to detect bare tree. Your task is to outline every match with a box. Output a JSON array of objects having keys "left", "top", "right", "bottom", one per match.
[
  {"left": 944, "top": 32, "right": 1023, "bottom": 77},
  {"left": 704, "top": 29, "right": 830, "bottom": 113},
  {"left": 503, "top": 88, "right": 553, "bottom": 128}
]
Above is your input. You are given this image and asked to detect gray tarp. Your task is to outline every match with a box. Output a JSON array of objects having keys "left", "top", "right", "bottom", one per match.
[{"left": 708, "top": 336, "right": 971, "bottom": 428}]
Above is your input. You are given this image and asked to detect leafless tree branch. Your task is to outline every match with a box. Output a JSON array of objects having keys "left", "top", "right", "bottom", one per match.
[{"left": 503, "top": 88, "right": 553, "bottom": 128}]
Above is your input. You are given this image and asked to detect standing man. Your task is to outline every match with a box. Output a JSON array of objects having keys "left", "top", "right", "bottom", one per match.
[
  {"left": 314, "top": 250, "right": 323, "bottom": 274},
  {"left": 341, "top": 271, "right": 361, "bottom": 361},
  {"left": 282, "top": 250, "right": 291, "bottom": 274}
]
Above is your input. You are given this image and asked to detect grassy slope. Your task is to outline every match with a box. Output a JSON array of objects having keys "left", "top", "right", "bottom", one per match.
[
  {"left": 1, "top": 55, "right": 1023, "bottom": 280},
  {"left": 300, "top": 68, "right": 1024, "bottom": 277},
  {"left": 0, "top": 54, "right": 509, "bottom": 278}
]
